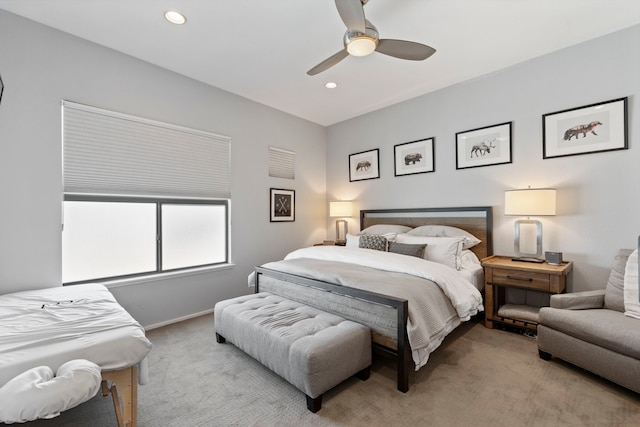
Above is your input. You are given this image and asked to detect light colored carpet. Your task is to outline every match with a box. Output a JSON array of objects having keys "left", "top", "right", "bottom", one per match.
[{"left": 14, "top": 314, "right": 640, "bottom": 427}]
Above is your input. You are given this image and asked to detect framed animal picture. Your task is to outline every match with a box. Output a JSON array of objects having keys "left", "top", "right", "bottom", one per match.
[
  {"left": 349, "top": 148, "right": 379, "bottom": 182},
  {"left": 542, "top": 97, "right": 628, "bottom": 159},
  {"left": 455, "top": 122, "right": 512, "bottom": 170},
  {"left": 394, "top": 137, "right": 435, "bottom": 177}
]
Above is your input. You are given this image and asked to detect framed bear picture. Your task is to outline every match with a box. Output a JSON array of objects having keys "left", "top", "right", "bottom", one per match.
[{"left": 394, "top": 137, "right": 435, "bottom": 177}]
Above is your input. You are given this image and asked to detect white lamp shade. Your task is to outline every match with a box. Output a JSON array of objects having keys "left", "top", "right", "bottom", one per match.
[
  {"left": 329, "top": 201, "right": 353, "bottom": 217},
  {"left": 505, "top": 188, "right": 556, "bottom": 216}
]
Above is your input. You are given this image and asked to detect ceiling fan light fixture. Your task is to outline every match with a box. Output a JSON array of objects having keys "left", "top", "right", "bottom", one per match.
[{"left": 346, "top": 36, "right": 377, "bottom": 56}]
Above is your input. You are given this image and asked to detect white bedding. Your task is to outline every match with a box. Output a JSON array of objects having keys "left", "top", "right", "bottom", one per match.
[
  {"left": 285, "top": 246, "right": 483, "bottom": 320},
  {"left": 0, "top": 283, "right": 152, "bottom": 386},
  {"left": 279, "top": 246, "right": 484, "bottom": 369}
]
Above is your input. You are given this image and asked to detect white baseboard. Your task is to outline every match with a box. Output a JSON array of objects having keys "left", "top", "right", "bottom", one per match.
[{"left": 144, "top": 308, "right": 214, "bottom": 331}]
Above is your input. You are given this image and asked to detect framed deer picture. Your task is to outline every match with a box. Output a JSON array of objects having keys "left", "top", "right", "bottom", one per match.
[
  {"left": 455, "top": 122, "right": 512, "bottom": 170},
  {"left": 542, "top": 97, "right": 628, "bottom": 159}
]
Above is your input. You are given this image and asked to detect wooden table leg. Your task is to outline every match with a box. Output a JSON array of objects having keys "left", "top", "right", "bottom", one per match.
[{"left": 102, "top": 366, "right": 138, "bottom": 427}]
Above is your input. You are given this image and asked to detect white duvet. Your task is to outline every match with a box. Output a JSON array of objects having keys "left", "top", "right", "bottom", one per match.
[
  {"left": 285, "top": 246, "right": 483, "bottom": 320},
  {"left": 280, "top": 246, "right": 484, "bottom": 369}
]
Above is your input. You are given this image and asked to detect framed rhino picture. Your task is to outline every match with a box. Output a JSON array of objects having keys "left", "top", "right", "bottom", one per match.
[
  {"left": 349, "top": 148, "right": 379, "bottom": 182},
  {"left": 456, "top": 122, "right": 512, "bottom": 170},
  {"left": 394, "top": 137, "right": 435, "bottom": 177},
  {"left": 542, "top": 97, "right": 627, "bottom": 159}
]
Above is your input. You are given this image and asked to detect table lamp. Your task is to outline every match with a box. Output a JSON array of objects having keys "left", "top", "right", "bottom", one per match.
[
  {"left": 505, "top": 188, "right": 556, "bottom": 263},
  {"left": 329, "top": 201, "right": 353, "bottom": 245}
]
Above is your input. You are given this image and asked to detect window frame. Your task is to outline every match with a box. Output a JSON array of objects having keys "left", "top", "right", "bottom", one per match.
[{"left": 63, "top": 194, "right": 230, "bottom": 285}]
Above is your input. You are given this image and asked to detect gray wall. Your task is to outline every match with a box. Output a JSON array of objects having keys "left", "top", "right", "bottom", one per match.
[
  {"left": 0, "top": 10, "right": 327, "bottom": 327},
  {"left": 326, "top": 25, "right": 640, "bottom": 292}
]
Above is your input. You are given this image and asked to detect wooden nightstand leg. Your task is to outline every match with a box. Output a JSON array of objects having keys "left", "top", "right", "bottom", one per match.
[
  {"left": 484, "top": 270, "right": 494, "bottom": 328},
  {"left": 484, "top": 289, "right": 494, "bottom": 328}
]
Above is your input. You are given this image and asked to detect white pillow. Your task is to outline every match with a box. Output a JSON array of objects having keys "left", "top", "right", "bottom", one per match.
[
  {"left": 395, "top": 234, "right": 464, "bottom": 270},
  {"left": 362, "top": 224, "right": 413, "bottom": 235},
  {"left": 459, "top": 249, "right": 481, "bottom": 269},
  {"left": 406, "top": 225, "right": 481, "bottom": 249},
  {"left": 346, "top": 233, "right": 360, "bottom": 248},
  {"left": 0, "top": 359, "right": 102, "bottom": 424},
  {"left": 623, "top": 249, "right": 640, "bottom": 320}
]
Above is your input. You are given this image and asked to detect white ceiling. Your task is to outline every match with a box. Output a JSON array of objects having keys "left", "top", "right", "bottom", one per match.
[{"left": 1, "top": 0, "right": 639, "bottom": 126}]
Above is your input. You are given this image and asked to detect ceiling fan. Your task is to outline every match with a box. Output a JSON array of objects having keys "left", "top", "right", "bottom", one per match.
[{"left": 307, "top": 0, "right": 436, "bottom": 76}]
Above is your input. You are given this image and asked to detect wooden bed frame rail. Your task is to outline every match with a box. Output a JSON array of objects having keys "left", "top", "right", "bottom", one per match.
[{"left": 255, "top": 266, "right": 411, "bottom": 392}]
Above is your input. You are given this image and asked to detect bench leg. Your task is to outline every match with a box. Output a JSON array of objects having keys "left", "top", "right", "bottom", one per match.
[
  {"left": 306, "top": 394, "right": 322, "bottom": 413},
  {"left": 216, "top": 333, "right": 226, "bottom": 343},
  {"left": 356, "top": 366, "right": 370, "bottom": 381}
]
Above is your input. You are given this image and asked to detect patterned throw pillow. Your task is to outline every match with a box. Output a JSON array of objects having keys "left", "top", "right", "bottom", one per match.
[
  {"left": 359, "top": 234, "right": 388, "bottom": 251},
  {"left": 388, "top": 242, "right": 427, "bottom": 259}
]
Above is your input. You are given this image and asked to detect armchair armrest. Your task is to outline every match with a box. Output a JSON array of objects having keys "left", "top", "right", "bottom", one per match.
[{"left": 550, "top": 290, "right": 605, "bottom": 310}]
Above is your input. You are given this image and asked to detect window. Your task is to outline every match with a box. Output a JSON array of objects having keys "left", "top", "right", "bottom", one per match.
[{"left": 62, "top": 101, "right": 231, "bottom": 284}]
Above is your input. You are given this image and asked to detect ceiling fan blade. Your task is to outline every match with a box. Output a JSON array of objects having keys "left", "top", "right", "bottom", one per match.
[
  {"left": 307, "top": 49, "right": 349, "bottom": 76},
  {"left": 335, "top": 0, "right": 366, "bottom": 33},
  {"left": 376, "top": 39, "right": 436, "bottom": 61}
]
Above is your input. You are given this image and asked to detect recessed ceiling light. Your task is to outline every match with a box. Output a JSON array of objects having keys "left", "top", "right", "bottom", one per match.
[
  {"left": 164, "top": 11, "right": 187, "bottom": 25},
  {"left": 325, "top": 82, "right": 338, "bottom": 89}
]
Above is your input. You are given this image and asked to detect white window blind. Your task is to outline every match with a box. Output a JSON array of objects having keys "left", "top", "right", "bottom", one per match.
[
  {"left": 63, "top": 100, "right": 231, "bottom": 199},
  {"left": 268, "top": 146, "right": 295, "bottom": 179}
]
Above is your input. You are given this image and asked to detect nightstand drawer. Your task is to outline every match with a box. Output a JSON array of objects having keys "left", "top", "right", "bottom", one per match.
[{"left": 491, "top": 268, "right": 550, "bottom": 291}]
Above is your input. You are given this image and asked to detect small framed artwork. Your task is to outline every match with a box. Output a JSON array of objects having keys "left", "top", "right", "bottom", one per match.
[
  {"left": 349, "top": 148, "right": 380, "bottom": 182},
  {"left": 270, "top": 188, "right": 295, "bottom": 222},
  {"left": 456, "top": 122, "right": 512, "bottom": 170},
  {"left": 394, "top": 137, "right": 435, "bottom": 177},
  {"left": 542, "top": 97, "right": 628, "bottom": 159}
]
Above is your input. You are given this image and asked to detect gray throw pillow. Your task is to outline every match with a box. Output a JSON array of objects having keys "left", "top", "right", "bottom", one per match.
[
  {"left": 359, "top": 234, "right": 388, "bottom": 251},
  {"left": 388, "top": 242, "right": 426, "bottom": 259}
]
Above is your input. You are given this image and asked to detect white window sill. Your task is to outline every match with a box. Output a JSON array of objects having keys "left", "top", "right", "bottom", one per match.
[{"left": 100, "top": 263, "right": 235, "bottom": 289}]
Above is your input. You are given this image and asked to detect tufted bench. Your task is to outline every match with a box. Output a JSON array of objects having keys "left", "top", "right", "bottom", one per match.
[{"left": 214, "top": 292, "right": 371, "bottom": 412}]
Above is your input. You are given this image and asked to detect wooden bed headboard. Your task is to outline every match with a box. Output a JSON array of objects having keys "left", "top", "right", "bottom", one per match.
[{"left": 360, "top": 206, "right": 493, "bottom": 260}]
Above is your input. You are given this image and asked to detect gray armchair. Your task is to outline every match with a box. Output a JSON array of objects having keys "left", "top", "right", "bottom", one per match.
[{"left": 538, "top": 249, "right": 640, "bottom": 394}]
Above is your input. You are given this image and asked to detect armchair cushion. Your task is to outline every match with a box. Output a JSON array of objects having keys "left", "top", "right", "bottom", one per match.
[
  {"left": 604, "top": 249, "right": 633, "bottom": 312},
  {"left": 550, "top": 290, "right": 605, "bottom": 310},
  {"left": 538, "top": 307, "right": 640, "bottom": 360}
]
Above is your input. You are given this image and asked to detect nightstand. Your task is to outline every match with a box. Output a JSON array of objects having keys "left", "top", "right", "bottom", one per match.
[{"left": 481, "top": 255, "right": 573, "bottom": 331}]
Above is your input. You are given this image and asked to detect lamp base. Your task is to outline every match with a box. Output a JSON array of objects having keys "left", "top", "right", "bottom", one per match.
[{"left": 511, "top": 256, "right": 545, "bottom": 263}]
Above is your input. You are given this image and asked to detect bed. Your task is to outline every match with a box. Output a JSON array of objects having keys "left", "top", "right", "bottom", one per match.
[
  {"left": 252, "top": 206, "right": 492, "bottom": 392},
  {"left": 0, "top": 283, "right": 152, "bottom": 426}
]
